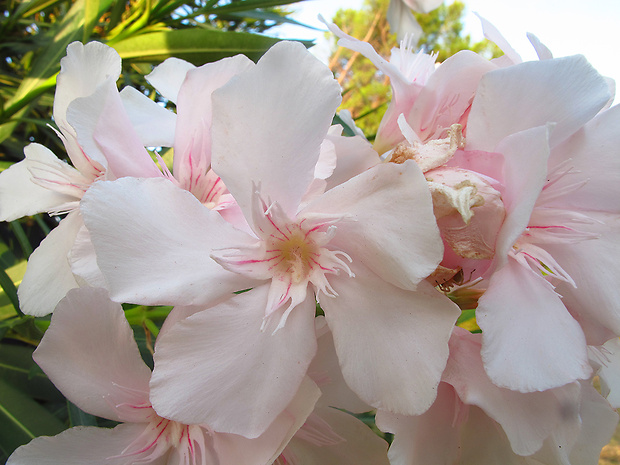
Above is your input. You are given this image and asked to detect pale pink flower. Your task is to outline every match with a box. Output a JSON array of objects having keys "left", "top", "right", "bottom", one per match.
[
  {"left": 82, "top": 41, "right": 460, "bottom": 437},
  {"left": 386, "top": 0, "right": 443, "bottom": 43},
  {"left": 0, "top": 41, "right": 164, "bottom": 316},
  {"left": 376, "top": 328, "right": 619, "bottom": 465},
  {"left": 7, "top": 287, "right": 319, "bottom": 465}
]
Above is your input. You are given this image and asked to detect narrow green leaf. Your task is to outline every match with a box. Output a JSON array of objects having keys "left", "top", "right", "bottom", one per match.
[
  {"left": 83, "top": 0, "right": 102, "bottom": 44},
  {"left": 112, "top": 28, "right": 312, "bottom": 66},
  {"left": 0, "top": 378, "right": 66, "bottom": 456},
  {"left": 8, "top": 222, "right": 32, "bottom": 259},
  {"left": 67, "top": 401, "right": 97, "bottom": 427},
  {"left": 221, "top": 10, "right": 322, "bottom": 30},
  {"left": 0, "top": 343, "right": 63, "bottom": 402},
  {"left": 208, "top": 0, "right": 305, "bottom": 15},
  {"left": 0, "top": 267, "right": 21, "bottom": 316}
]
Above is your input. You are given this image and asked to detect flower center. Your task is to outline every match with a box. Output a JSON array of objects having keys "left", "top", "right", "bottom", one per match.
[{"left": 268, "top": 223, "right": 318, "bottom": 284}]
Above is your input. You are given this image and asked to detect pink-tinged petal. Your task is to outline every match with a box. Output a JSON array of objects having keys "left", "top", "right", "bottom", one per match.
[
  {"left": 324, "top": 132, "right": 380, "bottom": 191},
  {"left": 67, "top": 78, "right": 162, "bottom": 179},
  {"left": 81, "top": 177, "right": 254, "bottom": 306},
  {"left": 375, "top": 383, "right": 462, "bottom": 465},
  {"left": 565, "top": 382, "right": 619, "bottom": 465},
  {"left": 68, "top": 225, "right": 107, "bottom": 289},
  {"left": 467, "top": 55, "right": 610, "bottom": 151},
  {"left": 597, "top": 338, "right": 620, "bottom": 408},
  {"left": 492, "top": 126, "right": 550, "bottom": 266},
  {"left": 7, "top": 423, "right": 150, "bottom": 465},
  {"left": 145, "top": 57, "right": 195, "bottom": 104},
  {"left": 309, "top": 317, "right": 371, "bottom": 413},
  {"left": 0, "top": 144, "right": 79, "bottom": 221},
  {"left": 18, "top": 211, "right": 81, "bottom": 316},
  {"left": 546, "top": 213, "right": 620, "bottom": 345},
  {"left": 211, "top": 41, "right": 342, "bottom": 220},
  {"left": 322, "top": 262, "right": 460, "bottom": 416},
  {"left": 120, "top": 87, "right": 176, "bottom": 148},
  {"left": 282, "top": 407, "right": 389, "bottom": 465},
  {"left": 305, "top": 161, "right": 442, "bottom": 291},
  {"left": 214, "top": 377, "right": 321, "bottom": 465},
  {"left": 406, "top": 50, "right": 496, "bottom": 143},
  {"left": 53, "top": 42, "right": 121, "bottom": 135},
  {"left": 476, "top": 14, "right": 521, "bottom": 65},
  {"left": 445, "top": 328, "right": 583, "bottom": 457},
  {"left": 173, "top": 54, "right": 254, "bottom": 191},
  {"left": 527, "top": 33, "right": 553, "bottom": 61},
  {"left": 34, "top": 287, "right": 151, "bottom": 422},
  {"left": 386, "top": 0, "right": 423, "bottom": 42},
  {"left": 547, "top": 104, "right": 620, "bottom": 214},
  {"left": 477, "top": 258, "right": 591, "bottom": 392},
  {"left": 150, "top": 284, "right": 318, "bottom": 438}
]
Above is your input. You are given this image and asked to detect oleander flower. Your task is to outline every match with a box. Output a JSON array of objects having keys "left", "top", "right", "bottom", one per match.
[
  {"left": 376, "top": 328, "right": 619, "bottom": 465},
  {"left": 81, "top": 41, "right": 460, "bottom": 438},
  {"left": 7, "top": 287, "right": 320, "bottom": 465}
]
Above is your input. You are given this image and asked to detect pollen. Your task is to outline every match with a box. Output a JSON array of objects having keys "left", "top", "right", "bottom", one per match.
[{"left": 268, "top": 225, "right": 319, "bottom": 284}]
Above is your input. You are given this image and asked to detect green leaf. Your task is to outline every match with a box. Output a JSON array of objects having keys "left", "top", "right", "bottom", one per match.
[
  {"left": 0, "top": 343, "right": 63, "bottom": 402},
  {"left": 0, "top": 378, "right": 66, "bottom": 457},
  {"left": 112, "top": 28, "right": 312, "bottom": 66},
  {"left": 67, "top": 401, "right": 97, "bottom": 427},
  {"left": 221, "top": 10, "right": 322, "bottom": 30},
  {"left": 83, "top": 0, "right": 102, "bottom": 44},
  {"left": 209, "top": 0, "right": 305, "bottom": 14}
]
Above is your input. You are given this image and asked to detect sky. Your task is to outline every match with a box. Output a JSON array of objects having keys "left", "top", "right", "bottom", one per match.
[{"left": 273, "top": 0, "right": 620, "bottom": 95}]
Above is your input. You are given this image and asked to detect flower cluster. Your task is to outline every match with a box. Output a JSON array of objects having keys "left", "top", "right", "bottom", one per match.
[{"left": 3, "top": 16, "right": 620, "bottom": 465}]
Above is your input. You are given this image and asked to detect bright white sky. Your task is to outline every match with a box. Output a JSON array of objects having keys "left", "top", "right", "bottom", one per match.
[{"left": 274, "top": 0, "right": 620, "bottom": 95}]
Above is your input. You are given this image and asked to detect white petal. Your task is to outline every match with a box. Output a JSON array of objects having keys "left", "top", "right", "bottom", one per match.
[
  {"left": 146, "top": 57, "right": 195, "bottom": 104},
  {"left": 120, "top": 87, "right": 176, "bottom": 148},
  {"left": 477, "top": 258, "right": 591, "bottom": 392},
  {"left": 0, "top": 144, "right": 79, "bottom": 221},
  {"left": 34, "top": 287, "right": 151, "bottom": 422},
  {"left": 67, "top": 78, "right": 162, "bottom": 178},
  {"left": 7, "top": 423, "right": 148, "bottom": 465},
  {"left": 375, "top": 383, "right": 461, "bottom": 465},
  {"left": 283, "top": 407, "right": 389, "bottom": 465},
  {"left": 173, "top": 54, "right": 254, "bottom": 191},
  {"left": 467, "top": 55, "right": 610, "bottom": 151},
  {"left": 322, "top": 262, "right": 460, "bottom": 416},
  {"left": 211, "top": 41, "right": 342, "bottom": 221},
  {"left": 18, "top": 211, "right": 81, "bottom": 316},
  {"left": 548, "top": 104, "right": 620, "bottom": 214},
  {"left": 81, "top": 177, "right": 254, "bottom": 306},
  {"left": 54, "top": 42, "right": 121, "bottom": 133},
  {"left": 150, "top": 284, "right": 317, "bottom": 438},
  {"left": 546, "top": 213, "right": 620, "bottom": 345},
  {"left": 492, "top": 125, "right": 551, "bottom": 266},
  {"left": 68, "top": 224, "right": 107, "bottom": 289},
  {"left": 214, "top": 377, "right": 321, "bottom": 465},
  {"left": 304, "top": 160, "right": 442, "bottom": 290}
]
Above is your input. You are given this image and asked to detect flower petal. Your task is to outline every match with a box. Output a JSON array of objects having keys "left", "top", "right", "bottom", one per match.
[
  {"left": 283, "top": 407, "right": 390, "bottom": 465},
  {"left": 119, "top": 87, "right": 176, "bottom": 148},
  {"left": 173, "top": 54, "right": 254, "bottom": 191},
  {"left": 214, "top": 377, "right": 321, "bottom": 465},
  {"left": 322, "top": 262, "right": 460, "bottom": 416},
  {"left": 304, "top": 160, "right": 442, "bottom": 290},
  {"left": 467, "top": 55, "right": 610, "bottom": 151},
  {"left": 0, "top": 144, "right": 79, "bottom": 221},
  {"left": 53, "top": 42, "right": 121, "bottom": 136},
  {"left": 67, "top": 78, "right": 162, "bottom": 179},
  {"left": 547, "top": 213, "right": 620, "bottom": 345},
  {"left": 18, "top": 211, "right": 81, "bottom": 316},
  {"left": 7, "top": 423, "right": 150, "bottom": 465},
  {"left": 477, "top": 258, "right": 591, "bottom": 392},
  {"left": 34, "top": 287, "right": 151, "bottom": 422},
  {"left": 81, "top": 177, "right": 254, "bottom": 306},
  {"left": 145, "top": 57, "right": 195, "bottom": 104},
  {"left": 211, "top": 41, "right": 342, "bottom": 221},
  {"left": 548, "top": 104, "right": 620, "bottom": 214},
  {"left": 150, "top": 284, "right": 317, "bottom": 438}
]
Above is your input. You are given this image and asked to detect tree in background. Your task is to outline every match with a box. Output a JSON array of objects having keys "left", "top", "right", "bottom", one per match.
[{"left": 329, "top": 0, "right": 501, "bottom": 139}]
